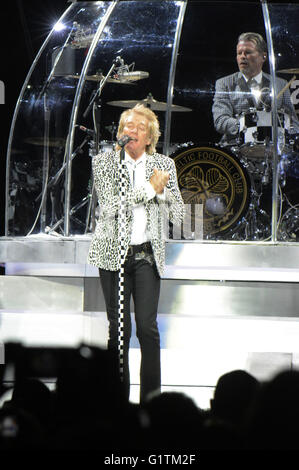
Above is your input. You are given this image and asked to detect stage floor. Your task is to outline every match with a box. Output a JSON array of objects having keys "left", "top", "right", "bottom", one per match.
[
  {"left": 1, "top": 308, "right": 299, "bottom": 409},
  {"left": 1, "top": 236, "right": 299, "bottom": 408}
]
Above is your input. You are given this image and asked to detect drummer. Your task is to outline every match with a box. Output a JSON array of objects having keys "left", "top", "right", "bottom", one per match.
[{"left": 212, "top": 31, "right": 299, "bottom": 145}]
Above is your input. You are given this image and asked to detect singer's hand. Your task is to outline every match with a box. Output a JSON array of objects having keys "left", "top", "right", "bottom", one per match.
[{"left": 150, "top": 168, "right": 170, "bottom": 194}]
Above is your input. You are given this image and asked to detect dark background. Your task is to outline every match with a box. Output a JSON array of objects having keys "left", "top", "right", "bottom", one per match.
[{"left": 0, "top": 0, "right": 297, "bottom": 237}]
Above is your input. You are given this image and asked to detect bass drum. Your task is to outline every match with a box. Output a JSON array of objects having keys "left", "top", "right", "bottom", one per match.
[{"left": 171, "top": 143, "right": 252, "bottom": 239}]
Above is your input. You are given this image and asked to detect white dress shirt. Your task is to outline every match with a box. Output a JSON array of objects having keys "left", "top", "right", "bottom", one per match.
[{"left": 125, "top": 151, "right": 165, "bottom": 245}]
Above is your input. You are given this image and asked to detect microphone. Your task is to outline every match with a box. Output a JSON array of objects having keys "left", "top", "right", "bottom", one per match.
[
  {"left": 76, "top": 125, "right": 94, "bottom": 136},
  {"left": 112, "top": 57, "right": 149, "bottom": 82},
  {"left": 117, "top": 135, "right": 136, "bottom": 147},
  {"left": 116, "top": 71, "right": 149, "bottom": 82}
]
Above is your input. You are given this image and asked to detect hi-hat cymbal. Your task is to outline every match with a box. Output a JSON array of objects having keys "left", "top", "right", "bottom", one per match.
[
  {"left": 107, "top": 94, "right": 192, "bottom": 112},
  {"left": 68, "top": 71, "right": 148, "bottom": 84},
  {"left": 278, "top": 68, "right": 299, "bottom": 74},
  {"left": 68, "top": 74, "right": 132, "bottom": 84}
]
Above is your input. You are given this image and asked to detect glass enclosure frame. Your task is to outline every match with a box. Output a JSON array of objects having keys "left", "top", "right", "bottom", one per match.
[{"left": 5, "top": 0, "right": 299, "bottom": 244}]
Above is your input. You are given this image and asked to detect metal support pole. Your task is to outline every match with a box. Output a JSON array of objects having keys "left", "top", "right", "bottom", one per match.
[{"left": 262, "top": 0, "right": 279, "bottom": 242}]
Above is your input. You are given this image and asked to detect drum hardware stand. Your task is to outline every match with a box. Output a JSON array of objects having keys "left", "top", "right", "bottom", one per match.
[
  {"left": 106, "top": 122, "right": 118, "bottom": 141},
  {"left": 80, "top": 57, "right": 125, "bottom": 234},
  {"left": 278, "top": 193, "right": 299, "bottom": 241},
  {"left": 82, "top": 90, "right": 102, "bottom": 234},
  {"left": 241, "top": 195, "right": 270, "bottom": 241},
  {"left": 262, "top": 139, "right": 271, "bottom": 185},
  {"left": 44, "top": 134, "right": 94, "bottom": 235},
  {"left": 234, "top": 166, "right": 270, "bottom": 241},
  {"left": 82, "top": 137, "right": 98, "bottom": 234},
  {"left": 276, "top": 154, "right": 297, "bottom": 241},
  {"left": 243, "top": 138, "right": 273, "bottom": 240},
  {"left": 37, "top": 56, "right": 124, "bottom": 236},
  {"left": 26, "top": 92, "right": 51, "bottom": 236}
]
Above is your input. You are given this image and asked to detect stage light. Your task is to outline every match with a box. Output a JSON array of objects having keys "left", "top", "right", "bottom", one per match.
[
  {"left": 252, "top": 88, "right": 262, "bottom": 102},
  {"left": 54, "top": 21, "right": 66, "bottom": 32}
]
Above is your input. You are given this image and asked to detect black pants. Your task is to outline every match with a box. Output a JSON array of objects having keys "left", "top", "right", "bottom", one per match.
[{"left": 99, "top": 256, "right": 161, "bottom": 403}]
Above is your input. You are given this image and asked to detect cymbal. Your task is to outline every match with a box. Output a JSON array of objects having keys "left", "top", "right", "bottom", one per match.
[
  {"left": 24, "top": 137, "right": 66, "bottom": 147},
  {"left": 68, "top": 73, "right": 146, "bottom": 85},
  {"left": 278, "top": 68, "right": 299, "bottom": 74},
  {"left": 68, "top": 74, "right": 127, "bottom": 84},
  {"left": 107, "top": 94, "right": 192, "bottom": 112}
]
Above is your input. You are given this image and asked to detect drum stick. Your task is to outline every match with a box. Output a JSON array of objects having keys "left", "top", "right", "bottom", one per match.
[{"left": 277, "top": 75, "right": 296, "bottom": 99}]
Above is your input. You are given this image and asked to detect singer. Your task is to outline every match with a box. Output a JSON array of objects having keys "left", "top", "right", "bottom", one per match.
[
  {"left": 212, "top": 31, "right": 299, "bottom": 145},
  {"left": 88, "top": 104, "right": 184, "bottom": 403}
]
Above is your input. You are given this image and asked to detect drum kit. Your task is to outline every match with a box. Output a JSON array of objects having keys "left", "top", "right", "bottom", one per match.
[
  {"left": 83, "top": 68, "right": 299, "bottom": 241},
  {"left": 217, "top": 69, "right": 299, "bottom": 242},
  {"left": 97, "top": 94, "right": 299, "bottom": 241},
  {"left": 170, "top": 69, "right": 299, "bottom": 241},
  {"left": 210, "top": 105, "right": 299, "bottom": 241}
]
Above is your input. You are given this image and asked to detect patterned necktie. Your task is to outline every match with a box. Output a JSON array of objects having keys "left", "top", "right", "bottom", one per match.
[{"left": 248, "top": 78, "right": 259, "bottom": 90}]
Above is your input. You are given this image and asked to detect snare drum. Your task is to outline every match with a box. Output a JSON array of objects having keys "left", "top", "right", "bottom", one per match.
[
  {"left": 238, "top": 109, "right": 291, "bottom": 159},
  {"left": 171, "top": 143, "right": 251, "bottom": 238}
]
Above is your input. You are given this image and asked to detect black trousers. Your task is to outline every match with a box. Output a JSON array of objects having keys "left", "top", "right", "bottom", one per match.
[{"left": 99, "top": 256, "right": 161, "bottom": 403}]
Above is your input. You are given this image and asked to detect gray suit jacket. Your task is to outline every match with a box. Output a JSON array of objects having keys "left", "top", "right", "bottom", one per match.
[
  {"left": 87, "top": 150, "right": 184, "bottom": 277},
  {"left": 212, "top": 71, "right": 299, "bottom": 142}
]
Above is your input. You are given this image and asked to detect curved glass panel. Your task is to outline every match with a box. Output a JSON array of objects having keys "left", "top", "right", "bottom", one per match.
[
  {"left": 267, "top": 3, "right": 299, "bottom": 242},
  {"left": 5, "top": 2, "right": 112, "bottom": 236}
]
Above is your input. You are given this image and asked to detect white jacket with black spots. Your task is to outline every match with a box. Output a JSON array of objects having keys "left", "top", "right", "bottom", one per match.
[{"left": 87, "top": 150, "right": 185, "bottom": 277}]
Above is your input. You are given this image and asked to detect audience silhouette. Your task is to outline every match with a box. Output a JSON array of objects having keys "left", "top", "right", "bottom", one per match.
[
  {"left": 1, "top": 343, "right": 299, "bottom": 452},
  {"left": 244, "top": 369, "right": 299, "bottom": 450},
  {"left": 144, "top": 391, "right": 205, "bottom": 450},
  {"left": 209, "top": 369, "right": 260, "bottom": 427}
]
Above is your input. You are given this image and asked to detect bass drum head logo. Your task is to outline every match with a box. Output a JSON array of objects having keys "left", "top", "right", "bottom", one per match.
[{"left": 172, "top": 144, "right": 250, "bottom": 238}]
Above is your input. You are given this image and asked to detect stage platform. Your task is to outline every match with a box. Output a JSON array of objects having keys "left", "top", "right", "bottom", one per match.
[{"left": 1, "top": 235, "right": 299, "bottom": 408}]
